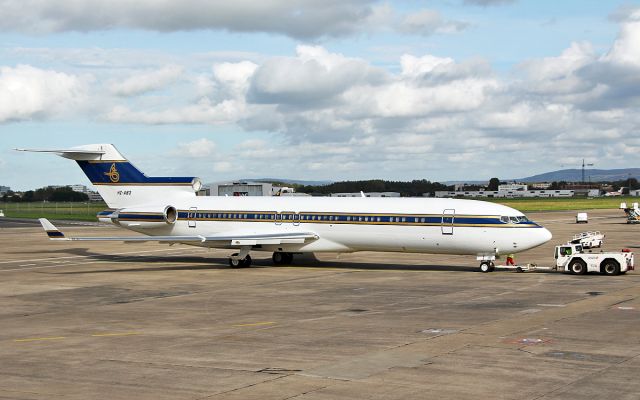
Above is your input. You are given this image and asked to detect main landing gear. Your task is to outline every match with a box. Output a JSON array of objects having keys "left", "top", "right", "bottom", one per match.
[
  {"left": 229, "top": 253, "right": 252, "bottom": 268},
  {"left": 479, "top": 261, "right": 495, "bottom": 273},
  {"left": 228, "top": 249, "right": 295, "bottom": 268},
  {"left": 229, "top": 246, "right": 252, "bottom": 268},
  {"left": 272, "top": 252, "right": 294, "bottom": 265}
]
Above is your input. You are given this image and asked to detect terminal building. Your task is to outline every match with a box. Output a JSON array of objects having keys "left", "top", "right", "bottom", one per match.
[
  {"left": 435, "top": 183, "right": 575, "bottom": 198},
  {"left": 0, "top": 185, "right": 10, "bottom": 195},
  {"left": 199, "top": 182, "right": 307, "bottom": 197},
  {"left": 330, "top": 192, "right": 401, "bottom": 198}
]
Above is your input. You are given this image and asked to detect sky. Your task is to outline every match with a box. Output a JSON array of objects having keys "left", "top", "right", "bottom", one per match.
[{"left": 1, "top": 0, "right": 640, "bottom": 190}]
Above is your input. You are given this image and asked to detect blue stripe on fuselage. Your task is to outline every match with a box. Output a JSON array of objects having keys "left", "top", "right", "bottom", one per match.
[{"left": 174, "top": 211, "right": 541, "bottom": 228}]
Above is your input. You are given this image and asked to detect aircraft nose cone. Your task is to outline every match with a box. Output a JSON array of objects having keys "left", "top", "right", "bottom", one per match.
[{"left": 540, "top": 227, "right": 553, "bottom": 244}]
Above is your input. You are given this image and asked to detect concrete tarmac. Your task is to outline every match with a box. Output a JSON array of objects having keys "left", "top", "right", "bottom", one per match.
[{"left": 0, "top": 209, "right": 638, "bottom": 399}]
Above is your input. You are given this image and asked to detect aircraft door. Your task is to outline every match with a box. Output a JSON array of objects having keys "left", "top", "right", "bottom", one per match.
[
  {"left": 293, "top": 212, "right": 300, "bottom": 226},
  {"left": 188, "top": 207, "right": 197, "bottom": 228},
  {"left": 275, "top": 212, "right": 282, "bottom": 225},
  {"left": 441, "top": 209, "right": 455, "bottom": 235}
]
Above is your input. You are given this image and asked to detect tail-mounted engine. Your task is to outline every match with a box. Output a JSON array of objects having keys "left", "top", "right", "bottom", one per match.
[{"left": 98, "top": 206, "right": 177, "bottom": 228}]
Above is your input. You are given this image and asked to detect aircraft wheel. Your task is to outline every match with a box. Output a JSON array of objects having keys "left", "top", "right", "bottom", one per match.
[
  {"left": 242, "top": 255, "right": 252, "bottom": 268},
  {"left": 229, "top": 253, "right": 251, "bottom": 268},
  {"left": 479, "top": 262, "right": 492, "bottom": 273},
  {"left": 283, "top": 252, "right": 294, "bottom": 264},
  {"left": 273, "top": 252, "right": 293, "bottom": 265},
  {"left": 272, "top": 252, "right": 284, "bottom": 265}
]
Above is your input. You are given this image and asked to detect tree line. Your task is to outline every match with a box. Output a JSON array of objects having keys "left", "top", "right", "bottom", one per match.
[
  {"left": 1, "top": 186, "right": 89, "bottom": 202},
  {"left": 294, "top": 179, "right": 453, "bottom": 197}
]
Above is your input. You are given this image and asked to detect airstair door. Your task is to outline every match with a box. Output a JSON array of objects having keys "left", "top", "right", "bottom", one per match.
[
  {"left": 441, "top": 209, "right": 455, "bottom": 235},
  {"left": 188, "top": 207, "right": 197, "bottom": 228}
]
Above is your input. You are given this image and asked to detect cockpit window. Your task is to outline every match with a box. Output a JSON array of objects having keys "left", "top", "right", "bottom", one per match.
[{"left": 501, "top": 215, "right": 531, "bottom": 224}]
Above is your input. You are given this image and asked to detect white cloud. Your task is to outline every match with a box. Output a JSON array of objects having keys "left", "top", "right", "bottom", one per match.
[
  {"left": 602, "top": 9, "right": 640, "bottom": 66},
  {"left": 213, "top": 61, "right": 258, "bottom": 97},
  {"left": 463, "top": 0, "right": 515, "bottom": 6},
  {"left": 105, "top": 98, "right": 244, "bottom": 125},
  {"left": 110, "top": 65, "right": 183, "bottom": 96},
  {"left": 213, "top": 161, "right": 233, "bottom": 172},
  {"left": 0, "top": 0, "right": 380, "bottom": 40},
  {"left": 398, "top": 10, "right": 468, "bottom": 36},
  {"left": 248, "top": 45, "right": 384, "bottom": 107},
  {"left": 172, "top": 138, "right": 217, "bottom": 158},
  {"left": 517, "top": 42, "right": 596, "bottom": 95},
  {"left": 5, "top": 7, "right": 640, "bottom": 181},
  {"left": 0, "top": 64, "right": 87, "bottom": 122}
]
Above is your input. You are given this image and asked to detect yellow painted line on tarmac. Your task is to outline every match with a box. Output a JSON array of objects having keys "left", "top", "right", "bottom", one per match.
[
  {"left": 91, "top": 332, "right": 142, "bottom": 337},
  {"left": 232, "top": 321, "right": 276, "bottom": 327},
  {"left": 14, "top": 336, "right": 66, "bottom": 343}
]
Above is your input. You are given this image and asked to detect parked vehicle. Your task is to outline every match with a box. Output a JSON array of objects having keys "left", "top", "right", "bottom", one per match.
[
  {"left": 576, "top": 212, "right": 588, "bottom": 223},
  {"left": 570, "top": 231, "right": 604, "bottom": 249}
]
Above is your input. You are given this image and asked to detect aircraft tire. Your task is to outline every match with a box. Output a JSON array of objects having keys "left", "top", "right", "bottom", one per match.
[
  {"left": 272, "top": 252, "right": 284, "bottom": 265},
  {"left": 229, "top": 253, "right": 251, "bottom": 268},
  {"left": 229, "top": 254, "right": 242, "bottom": 268},
  {"left": 479, "top": 262, "right": 492, "bottom": 273},
  {"left": 273, "top": 252, "right": 293, "bottom": 265}
]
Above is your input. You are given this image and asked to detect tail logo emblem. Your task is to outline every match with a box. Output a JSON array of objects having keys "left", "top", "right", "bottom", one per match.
[{"left": 104, "top": 163, "right": 120, "bottom": 183}]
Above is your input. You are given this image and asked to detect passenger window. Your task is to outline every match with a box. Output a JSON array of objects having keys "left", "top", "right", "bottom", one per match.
[{"left": 402, "top": 217, "right": 406, "bottom": 222}]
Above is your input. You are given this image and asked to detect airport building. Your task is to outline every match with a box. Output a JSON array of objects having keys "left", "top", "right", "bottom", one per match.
[
  {"left": 497, "top": 183, "right": 528, "bottom": 192},
  {"left": 200, "top": 182, "right": 298, "bottom": 197},
  {"left": 435, "top": 189, "right": 575, "bottom": 198},
  {"left": 0, "top": 185, "right": 10, "bottom": 195},
  {"left": 330, "top": 192, "right": 401, "bottom": 198}
]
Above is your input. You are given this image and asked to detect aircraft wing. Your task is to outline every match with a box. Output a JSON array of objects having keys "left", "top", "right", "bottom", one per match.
[{"left": 39, "top": 219, "right": 318, "bottom": 245}]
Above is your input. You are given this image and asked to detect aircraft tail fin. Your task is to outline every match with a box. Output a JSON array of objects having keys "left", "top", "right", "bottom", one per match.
[{"left": 17, "top": 144, "right": 201, "bottom": 209}]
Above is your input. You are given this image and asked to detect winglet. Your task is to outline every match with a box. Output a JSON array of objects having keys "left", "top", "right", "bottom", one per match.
[{"left": 38, "top": 218, "right": 67, "bottom": 240}]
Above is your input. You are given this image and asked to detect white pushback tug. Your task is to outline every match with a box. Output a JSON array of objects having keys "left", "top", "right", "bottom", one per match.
[{"left": 488, "top": 239, "right": 634, "bottom": 275}]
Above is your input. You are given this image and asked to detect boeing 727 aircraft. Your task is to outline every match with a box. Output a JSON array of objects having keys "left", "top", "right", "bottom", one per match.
[{"left": 18, "top": 144, "right": 552, "bottom": 271}]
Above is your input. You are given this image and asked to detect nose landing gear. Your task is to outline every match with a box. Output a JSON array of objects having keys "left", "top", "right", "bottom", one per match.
[{"left": 479, "top": 261, "right": 495, "bottom": 273}]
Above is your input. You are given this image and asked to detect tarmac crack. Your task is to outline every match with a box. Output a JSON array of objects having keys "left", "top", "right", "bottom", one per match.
[
  {"left": 196, "top": 374, "right": 288, "bottom": 399},
  {"left": 281, "top": 384, "right": 331, "bottom": 399},
  {"left": 529, "top": 353, "right": 640, "bottom": 400}
]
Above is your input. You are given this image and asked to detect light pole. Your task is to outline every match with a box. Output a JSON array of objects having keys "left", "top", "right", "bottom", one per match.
[{"left": 582, "top": 159, "right": 594, "bottom": 184}]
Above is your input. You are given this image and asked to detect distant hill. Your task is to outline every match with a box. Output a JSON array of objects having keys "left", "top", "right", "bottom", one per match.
[{"left": 519, "top": 168, "right": 640, "bottom": 183}]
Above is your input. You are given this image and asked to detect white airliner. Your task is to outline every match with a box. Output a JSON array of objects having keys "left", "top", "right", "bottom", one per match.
[{"left": 19, "top": 144, "right": 552, "bottom": 271}]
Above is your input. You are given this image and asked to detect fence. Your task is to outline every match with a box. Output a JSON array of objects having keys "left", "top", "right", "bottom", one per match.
[{"left": 0, "top": 202, "right": 108, "bottom": 221}]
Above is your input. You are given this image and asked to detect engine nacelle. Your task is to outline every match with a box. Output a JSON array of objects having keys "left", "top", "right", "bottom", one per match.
[{"left": 98, "top": 206, "right": 177, "bottom": 229}]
